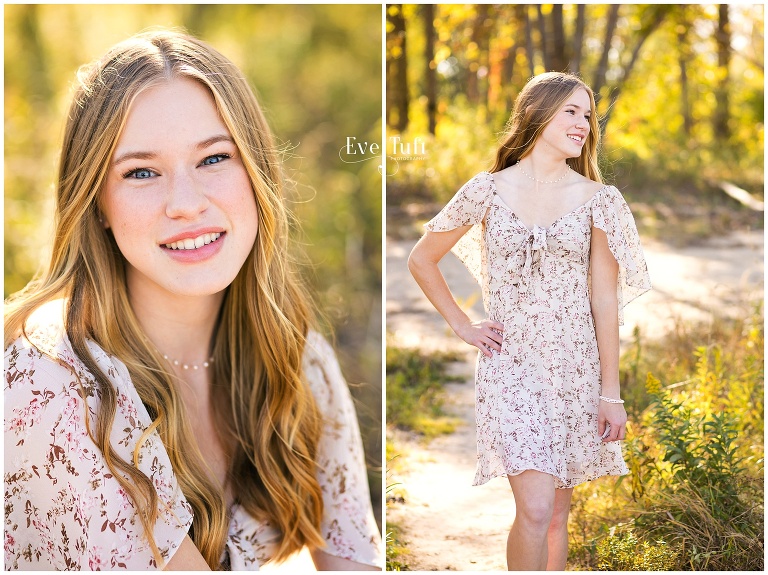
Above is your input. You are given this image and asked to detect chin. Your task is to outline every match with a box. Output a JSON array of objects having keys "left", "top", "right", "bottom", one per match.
[
  {"left": 169, "top": 279, "right": 233, "bottom": 298},
  {"left": 151, "top": 272, "right": 237, "bottom": 299}
]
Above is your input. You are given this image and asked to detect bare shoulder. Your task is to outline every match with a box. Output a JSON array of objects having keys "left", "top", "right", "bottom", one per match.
[
  {"left": 568, "top": 172, "right": 610, "bottom": 200},
  {"left": 489, "top": 165, "right": 521, "bottom": 189}
]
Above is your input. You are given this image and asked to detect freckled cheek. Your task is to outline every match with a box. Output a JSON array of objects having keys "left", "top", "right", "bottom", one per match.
[
  {"left": 102, "top": 190, "right": 161, "bottom": 246},
  {"left": 213, "top": 173, "right": 259, "bottom": 241}
]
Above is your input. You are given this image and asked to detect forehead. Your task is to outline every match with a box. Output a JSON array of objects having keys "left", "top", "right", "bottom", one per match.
[
  {"left": 114, "top": 77, "right": 230, "bottom": 151},
  {"left": 563, "top": 87, "right": 591, "bottom": 108}
]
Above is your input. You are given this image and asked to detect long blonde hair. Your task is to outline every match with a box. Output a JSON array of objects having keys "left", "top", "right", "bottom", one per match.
[
  {"left": 491, "top": 72, "right": 603, "bottom": 182},
  {"left": 4, "top": 30, "right": 324, "bottom": 567}
]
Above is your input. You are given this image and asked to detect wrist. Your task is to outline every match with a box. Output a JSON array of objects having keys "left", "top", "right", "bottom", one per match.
[
  {"left": 599, "top": 384, "right": 621, "bottom": 398},
  {"left": 448, "top": 314, "right": 471, "bottom": 335}
]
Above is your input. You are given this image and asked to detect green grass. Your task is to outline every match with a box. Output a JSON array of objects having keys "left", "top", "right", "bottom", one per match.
[
  {"left": 569, "top": 305, "right": 764, "bottom": 571},
  {"left": 385, "top": 344, "right": 467, "bottom": 570},
  {"left": 386, "top": 344, "right": 464, "bottom": 438},
  {"left": 386, "top": 442, "right": 411, "bottom": 570},
  {"left": 385, "top": 520, "right": 411, "bottom": 571}
]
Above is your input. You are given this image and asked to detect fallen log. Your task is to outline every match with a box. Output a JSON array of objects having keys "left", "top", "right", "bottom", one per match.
[{"left": 716, "top": 180, "right": 764, "bottom": 211}]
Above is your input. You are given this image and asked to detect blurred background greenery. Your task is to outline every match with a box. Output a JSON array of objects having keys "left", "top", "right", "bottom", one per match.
[
  {"left": 4, "top": 4, "right": 382, "bottom": 527},
  {"left": 386, "top": 4, "right": 763, "bottom": 244}
]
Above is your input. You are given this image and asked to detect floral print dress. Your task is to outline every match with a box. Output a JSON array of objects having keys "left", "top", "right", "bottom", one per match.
[
  {"left": 426, "top": 171, "right": 651, "bottom": 488},
  {"left": 4, "top": 300, "right": 383, "bottom": 570}
]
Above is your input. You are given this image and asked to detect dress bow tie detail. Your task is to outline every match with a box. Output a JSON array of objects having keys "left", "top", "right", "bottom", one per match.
[{"left": 509, "top": 226, "right": 548, "bottom": 295}]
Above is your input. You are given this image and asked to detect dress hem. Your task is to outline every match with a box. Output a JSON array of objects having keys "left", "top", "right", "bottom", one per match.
[{"left": 472, "top": 465, "right": 629, "bottom": 490}]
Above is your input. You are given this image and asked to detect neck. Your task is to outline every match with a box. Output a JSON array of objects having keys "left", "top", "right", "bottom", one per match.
[
  {"left": 127, "top": 276, "right": 224, "bottom": 370},
  {"left": 518, "top": 150, "right": 569, "bottom": 181}
]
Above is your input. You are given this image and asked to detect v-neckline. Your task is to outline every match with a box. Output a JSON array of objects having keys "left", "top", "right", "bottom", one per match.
[{"left": 483, "top": 171, "right": 609, "bottom": 233}]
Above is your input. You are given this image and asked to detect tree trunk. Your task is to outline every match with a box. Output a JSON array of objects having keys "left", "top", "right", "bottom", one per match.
[
  {"left": 501, "top": 44, "right": 516, "bottom": 112},
  {"left": 524, "top": 5, "right": 535, "bottom": 77},
  {"left": 423, "top": 4, "right": 437, "bottom": 135},
  {"left": 592, "top": 4, "right": 620, "bottom": 102},
  {"left": 386, "top": 5, "right": 409, "bottom": 131},
  {"left": 550, "top": 4, "right": 567, "bottom": 72},
  {"left": 477, "top": 4, "right": 492, "bottom": 109},
  {"left": 467, "top": 4, "right": 491, "bottom": 105},
  {"left": 713, "top": 4, "right": 731, "bottom": 138},
  {"left": 496, "top": 4, "right": 518, "bottom": 112},
  {"left": 536, "top": 4, "right": 551, "bottom": 71},
  {"left": 678, "top": 18, "right": 692, "bottom": 136},
  {"left": 19, "top": 5, "right": 52, "bottom": 103},
  {"left": 570, "top": 4, "right": 586, "bottom": 73},
  {"left": 501, "top": 4, "right": 530, "bottom": 112}
]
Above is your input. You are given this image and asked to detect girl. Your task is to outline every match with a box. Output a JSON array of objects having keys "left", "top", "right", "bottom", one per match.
[
  {"left": 408, "top": 72, "right": 651, "bottom": 570},
  {"left": 4, "top": 30, "right": 382, "bottom": 571}
]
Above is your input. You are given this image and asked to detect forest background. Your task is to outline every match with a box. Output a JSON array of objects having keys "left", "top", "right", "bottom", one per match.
[
  {"left": 387, "top": 3, "right": 763, "bottom": 211},
  {"left": 386, "top": 3, "right": 763, "bottom": 570},
  {"left": 4, "top": 4, "right": 383, "bottom": 527}
]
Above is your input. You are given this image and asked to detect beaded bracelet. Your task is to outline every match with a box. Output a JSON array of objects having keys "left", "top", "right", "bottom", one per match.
[{"left": 599, "top": 395, "right": 624, "bottom": 404}]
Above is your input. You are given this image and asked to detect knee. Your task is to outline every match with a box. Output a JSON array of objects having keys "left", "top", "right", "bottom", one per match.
[{"left": 516, "top": 498, "right": 555, "bottom": 532}]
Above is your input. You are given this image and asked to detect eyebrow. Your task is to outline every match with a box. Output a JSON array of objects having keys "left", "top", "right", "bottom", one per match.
[
  {"left": 564, "top": 103, "right": 590, "bottom": 111},
  {"left": 112, "top": 134, "right": 235, "bottom": 166},
  {"left": 196, "top": 134, "right": 235, "bottom": 150}
]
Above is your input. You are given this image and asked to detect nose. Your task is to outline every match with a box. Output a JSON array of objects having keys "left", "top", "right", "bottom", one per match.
[
  {"left": 165, "top": 169, "right": 210, "bottom": 219},
  {"left": 576, "top": 115, "right": 590, "bottom": 130}
]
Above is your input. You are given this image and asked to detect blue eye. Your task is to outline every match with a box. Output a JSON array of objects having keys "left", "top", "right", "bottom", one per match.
[
  {"left": 201, "top": 154, "right": 230, "bottom": 166},
  {"left": 123, "top": 168, "right": 156, "bottom": 179}
]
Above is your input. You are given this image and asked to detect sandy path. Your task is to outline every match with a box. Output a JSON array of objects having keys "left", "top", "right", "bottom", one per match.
[{"left": 385, "top": 231, "right": 763, "bottom": 571}]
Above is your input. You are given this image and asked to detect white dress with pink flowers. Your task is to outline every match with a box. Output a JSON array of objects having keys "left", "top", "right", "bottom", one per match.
[
  {"left": 4, "top": 300, "right": 382, "bottom": 570},
  {"left": 426, "top": 171, "right": 651, "bottom": 488}
]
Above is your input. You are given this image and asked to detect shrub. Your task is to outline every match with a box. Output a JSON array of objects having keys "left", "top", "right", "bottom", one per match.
[
  {"left": 627, "top": 366, "right": 764, "bottom": 570},
  {"left": 569, "top": 310, "right": 764, "bottom": 571},
  {"left": 597, "top": 531, "right": 679, "bottom": 570}
]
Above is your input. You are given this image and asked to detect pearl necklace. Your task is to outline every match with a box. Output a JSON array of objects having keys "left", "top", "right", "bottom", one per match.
[
  {"left": 157, "top": 350, "right": 214, "bottom": 370},
  {"left": 516, "top": 161, "right": 571, "bottom": 184}
]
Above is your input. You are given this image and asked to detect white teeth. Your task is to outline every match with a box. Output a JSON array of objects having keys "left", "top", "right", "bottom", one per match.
[
  {"left": 165, "top": 232, "right": 222, "bottom": 250},
  {"left": 568, "top": 135, "right": 582, "bottom": 142}
]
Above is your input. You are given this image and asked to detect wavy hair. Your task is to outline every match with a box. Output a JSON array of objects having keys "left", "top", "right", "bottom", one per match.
[
  {"left": 4, "top": 29, "right": 324, "bottom": 568},
  {"left": 490, "top": 72, "right": 603, "bottom": 182}
]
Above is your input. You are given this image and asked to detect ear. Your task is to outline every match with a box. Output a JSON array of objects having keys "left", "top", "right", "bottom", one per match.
[{"left": 99, "top": 212, "right": 110, "bottom": 229}]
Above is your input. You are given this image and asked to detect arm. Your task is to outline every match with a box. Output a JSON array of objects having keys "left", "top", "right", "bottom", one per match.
[
  {"left": 164, "top": 536, "right": 210, "bottom": 571},
  {"left": 590, "top": 226, "right": 627, "bottom": 442},
  {"left": 311, "top": 549, "right": 380, "bottom": 571},
  {"left": 408, "top": 229, "right": 503, "bottom": 357}
]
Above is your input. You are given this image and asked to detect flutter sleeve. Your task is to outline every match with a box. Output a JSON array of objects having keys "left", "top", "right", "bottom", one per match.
[
  {"left": 591, "top": 186, "right": 652, "bottom": 325},
  {"left": 4, "top": 306, "right": 193, "bottom": 570},
  {"left": 303, "top": 331, "right": 383, "bottom": 568},
  {"left": 424, "top": 171, "right": 495, "bottom": 286}
]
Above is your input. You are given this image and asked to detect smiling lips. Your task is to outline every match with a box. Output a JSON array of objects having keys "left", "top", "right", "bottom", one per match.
[
  {"left": 164, "top": 232, "right": 222, "bottom": 251},
  {"left": 568, "top": 134, "right": 585, "bottom": 144},
  {"left": 159, "top": 229, "right": 227, "bottom": 263}
]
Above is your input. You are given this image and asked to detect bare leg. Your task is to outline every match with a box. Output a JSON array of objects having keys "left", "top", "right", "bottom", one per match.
[
  {"left": 545, "top": 487, "right": 573, "bottom": 570},
  {"left": 506, "top": 471, "right": 556, "bottom": 570}
]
